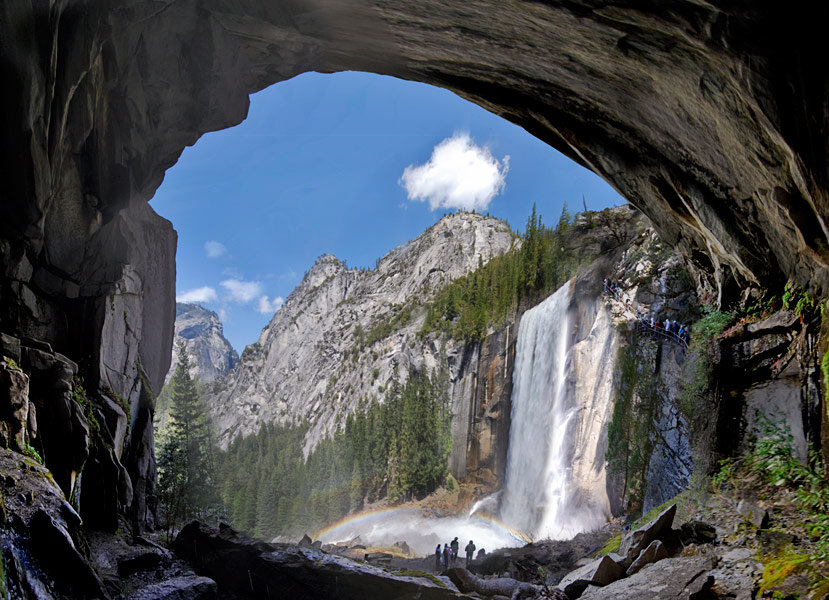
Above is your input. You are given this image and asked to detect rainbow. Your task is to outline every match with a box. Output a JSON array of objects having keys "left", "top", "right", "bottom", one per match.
[
  {"left": 313, "top": 506, "right": 422, "bottom": 540},
  {"left": 468, "top": 512, "right": 533, "bottom": 545},
  {"left": 313, "top": 506, "right": 533, "bottom": 547}
]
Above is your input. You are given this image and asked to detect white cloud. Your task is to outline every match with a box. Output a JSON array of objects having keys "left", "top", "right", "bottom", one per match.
[
  {"left": 400, "top": 132, "right": 510, "bottom": 211},
  {"left": 257, "top": 295, "right": 284, "bottom": 315},
  {"left": 176, "top": 286, "right": 218, "bottom": 304},
  {"left": 220, "top": 279, "right": 263, "bottom": 303},
  {"left": 204, "top": 240, "right": 227, "bottom": 258}
]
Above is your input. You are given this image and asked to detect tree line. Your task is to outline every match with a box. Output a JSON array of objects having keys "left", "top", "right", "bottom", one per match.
[
  {"left": 156, "top": 362, "right": 450, "bottom": 540},
  {"left": 420, "top": 204, "right": 592, "bottom": 342}
]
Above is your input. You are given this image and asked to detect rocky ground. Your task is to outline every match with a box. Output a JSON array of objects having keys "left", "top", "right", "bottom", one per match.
[{"left": 3, "top": 441, "right": 827, "bottom": 599}]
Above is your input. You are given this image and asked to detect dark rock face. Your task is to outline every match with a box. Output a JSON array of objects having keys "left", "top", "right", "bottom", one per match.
[
  {"left": 173, "top": 521, "right": 464, "bottom": 599},
  {"left": 0, "top": 447, "right": 110, "bottom": 600},
  {"left": 448, "top": 323, "right": 515, "bottom": 484},
  {"left": 2, "top": 1, "right": 828, "bottom": 530},
  {"left": 0, "top": 362, "right": 29, "bottom": 451}
]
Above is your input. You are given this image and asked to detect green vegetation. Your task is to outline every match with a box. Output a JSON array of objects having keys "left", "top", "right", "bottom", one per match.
[
  {"left": 606, "top": 342, "right": 661, "bottom": 511},
  {"left": 22, "top": 441, "right": 42, "bottom": 464},
  {"left": 156, "top": 354, "right": 221, "bottom": 539},
  {"left": 352, "top": 304, "right": 416, "bottom": 356},
  {"left": 393, "top": 570, "right": 447, "bottom": 587},
  {"left": 72, "top": 377, "right": 106, "bottom": 452},
  {"left": 747, "top": 418, "right": 829, "bottom": 562},
  {"left": 1, "top": 357, "right": 20, "bottom": 371},
  {"left": 216, "top": 367, "right": 451, "bottom": 539},
  {"left": 678, "top": 306, "right": 734, "bottom": 427},
  {"left": 711, "top": 416, "right": 829, "bottom": 593},
  {"left": 421, "top": 204, "right": 594, "bottom": 343}
]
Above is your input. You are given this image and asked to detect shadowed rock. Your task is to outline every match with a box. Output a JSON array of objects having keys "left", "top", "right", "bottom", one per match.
[
  {"left": 558, "top": 555, "right": 625, "bottom": 599},
  {"left": 174, "top": 521, "right": 464, "bottom": 599},
  {"left": 625, "top": 540, "right": 669, "bottom": 576},
  {"left": 579, "top": 556, "right": 715, "bottom": 600},
  {"left": 617, "top": 504, "right": 676, "bottom": 567}
]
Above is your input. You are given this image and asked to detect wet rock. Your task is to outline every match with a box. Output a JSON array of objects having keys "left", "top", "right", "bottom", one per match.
[
  {"left": 118, "top": 549, "right": 166, "bottom": 576},
  {"left": 311, "top": 539, "right": 322, "bottom": 549},
  {"left": 579, "top": 556, "right": 714, "bottom": 599},
  {"left": 30, "top": 509, "right": 110, "bottom": 599},
  {"left": 298, "top": 533, "right": 313, "bottom": 547},
  {"left": 174, "top": 521, "right": 463, "bottom": 599},
  {"left": 445, "top": 567, "right": 541, "bottom": 598},
  {"left": 558, "top": 555, "right": 625, "bottom": 599},
  {"left": 617, "top": 504, "right": 676, "bottom": 567},
  {"left": 394, "top": 540, "right": 412, "bottom": 556},
  {"left": 625, "top": 540, "right": 669, "bottom": 576},
  {"left": 127, "top": 575, "right": 218, "bottom": 600},
  {"left": 364, "top": 551, "right": 393, "bottom": 564},
  {"left": 23, "top": 347, "right": 89, "bottom": 497},
  {"left": 473, "top": 531, "right": 612, "bottom": 583},
  {"left": 0, "top": 361, "right": 29, "bottom": 451},
  {"left": 736, "top": 500, "right": 770, "bottom": 529}
]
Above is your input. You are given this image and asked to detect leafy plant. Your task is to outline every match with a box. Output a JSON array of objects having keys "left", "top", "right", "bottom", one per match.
[
  {"left": 711, "top": 457, "right": 735, "bottom": 491},
  {"left": 2, "top": 356, "right": 21, "bottom": 371},
  {"left": 747, "top": 416, "right": 829, "bottom": 562},
  {"left": 23, "top": 441, "right": 42, "bottom": 464}
]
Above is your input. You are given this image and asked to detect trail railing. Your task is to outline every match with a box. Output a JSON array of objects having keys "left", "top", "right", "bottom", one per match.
[{"left": 603, "top": 286, "right": 689, "bottom": 349}]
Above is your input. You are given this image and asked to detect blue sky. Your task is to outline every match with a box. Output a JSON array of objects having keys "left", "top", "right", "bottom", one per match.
[{"left": 150, "top": 71, "right": 626, "bottom": 352}]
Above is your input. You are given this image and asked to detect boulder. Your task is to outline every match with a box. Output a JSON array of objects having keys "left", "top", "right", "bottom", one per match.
[
  {"left": 445, "top": 567, "right": 543, "bottom": 598},
  {"left": 30, "top": 509, "right": 110, "bottom": 599},
  {"left": 173, "top": 521, "right": 463, "bottom": 599},
  {"left": 0, "top": 362, "right": 29, "bottom": 451},
  {"left": 579, "top": 556, "right": 715, "bottom": 599},
  {"left": 127, "top": 575, "right": 218, "bottom": 600},
  {"left": 736, "top": 500, "right": 770, "bottom": 529},
  {"left": 678, "top": 521, "right": 717, "bottom": 546},
  {"left": 117, "top": 549, "right": 166, "bottom": 577},
  {"left": 557, "top": 555, "right": 625, "bottom": 599},
  {"left": 617, "top": 504, "right": 676, "bottom": 567},
  {"left": 298, "top": 533, "right": 313, "bottom": 547},
  {"left": 709, "top": 548, "right": 762, "bottom": 600},
  {"left": 625, "top": 540, "right": 669, "bottom": 576}
]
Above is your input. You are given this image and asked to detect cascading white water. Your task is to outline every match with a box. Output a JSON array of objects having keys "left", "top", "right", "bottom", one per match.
[{"left": 499, "top": 282, "right": 611, "bottom": 540}]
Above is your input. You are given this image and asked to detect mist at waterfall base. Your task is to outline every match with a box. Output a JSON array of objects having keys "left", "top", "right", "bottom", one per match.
[
  {"left": 319, "top": 282, "right": 610, "bottom": 555},
  {"left": 315, "top": 506, "right": 528, "bottom": 556}
]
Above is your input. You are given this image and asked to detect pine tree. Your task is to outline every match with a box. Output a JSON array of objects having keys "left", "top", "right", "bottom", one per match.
[{"left": 156, "top": 352, "right": 218, "bottom": 538}]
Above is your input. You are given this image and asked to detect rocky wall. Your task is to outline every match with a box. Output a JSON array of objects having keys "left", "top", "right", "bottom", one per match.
[
  {"left": 447, "top": 324, "right": 515, "bottom": 486},
  {"left": 3, "top": 0, "right": 829, "bottom": 532}
]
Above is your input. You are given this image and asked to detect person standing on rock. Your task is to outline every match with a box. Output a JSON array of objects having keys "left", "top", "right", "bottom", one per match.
[
  {"left": 435, "top": 544, "right": 442, "bottom": 571},
  {"left": 443, "top": 543, "right": 450, "bottom": 569},
  {"left": 465, "top": 540, "right": 476, "bottom": 567},
  {"left": 450, "top": 537, "right": 459, "bottom": 560}
]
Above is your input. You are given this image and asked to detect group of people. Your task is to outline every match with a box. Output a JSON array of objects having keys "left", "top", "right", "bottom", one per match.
[
  {"left": 602, "top": 278, "right": 690, "bottom": 346},
  {"left": 435, "top": 537, "right": 478, "bottom": 570},
  {"left": 644, "top": 315, "right": 690, "bottom": 344}
]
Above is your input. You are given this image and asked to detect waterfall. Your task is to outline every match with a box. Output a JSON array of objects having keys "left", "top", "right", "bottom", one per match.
[{"left": 499, "top": 282, "right": 612, "bottom": 540}]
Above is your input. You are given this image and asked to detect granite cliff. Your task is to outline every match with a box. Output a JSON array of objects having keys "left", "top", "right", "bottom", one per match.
[
  {"left": 210, "top": 212, "right": 517, "bottom": 458},
  {"left": 164, "top": 303, "right": 238, "bottom": 387}
]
